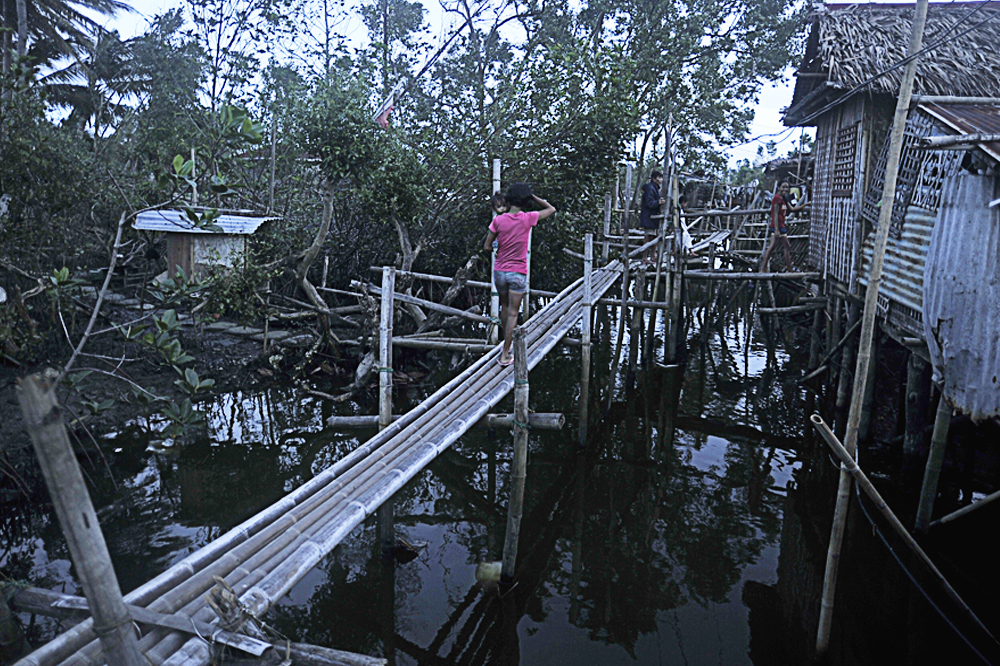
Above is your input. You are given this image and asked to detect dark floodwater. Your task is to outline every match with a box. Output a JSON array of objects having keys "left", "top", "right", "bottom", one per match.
[{"left": 1, "top": 300, "right": 992, "bottom": 665}]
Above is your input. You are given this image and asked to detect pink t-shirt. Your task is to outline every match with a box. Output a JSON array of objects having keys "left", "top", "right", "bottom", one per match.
[{"left": 490, "top": 211, "right": 539, "bottom": 274}]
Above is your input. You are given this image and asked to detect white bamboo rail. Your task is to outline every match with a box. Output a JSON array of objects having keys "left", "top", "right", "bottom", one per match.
[{"left": 25, "top": 260, "right": 625, "bottom": 666}]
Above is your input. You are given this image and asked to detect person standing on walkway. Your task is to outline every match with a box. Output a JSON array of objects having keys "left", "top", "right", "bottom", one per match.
[
  {"left": 639, "top": 171, "right": 666, "bottom": 264},
  {"left": 760, "top": 181, "right": 807, "bottom": 272},
  {"left": 484, "top": 183, "right": 556, "bottom": 366}
]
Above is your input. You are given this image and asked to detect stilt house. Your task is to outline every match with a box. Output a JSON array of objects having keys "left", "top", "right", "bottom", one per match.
[{"left": 783, "top": 2, "right": 1000, "bottom": 420}]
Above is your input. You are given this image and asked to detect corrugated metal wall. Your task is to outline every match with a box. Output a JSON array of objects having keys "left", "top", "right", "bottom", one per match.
[
  {"left": 858, "top": 204, "right": 936, "bottom": 314},
  {"left": 923, "top": 174, "right": 1000, "bottom": 422}
]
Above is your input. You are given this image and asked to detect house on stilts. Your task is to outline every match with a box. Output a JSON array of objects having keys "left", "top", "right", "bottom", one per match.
[{"left": 783, "top": 2, "right": 1000, "bottom": 440}]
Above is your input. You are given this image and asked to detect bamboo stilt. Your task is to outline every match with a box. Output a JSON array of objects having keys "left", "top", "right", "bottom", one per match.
[
  {"left": 490, "top": 158, "right": 501, "bottom": 344},
  {"left": 17, "top": 376, "right": 147, "bottom": 666},
  {"left": 602, "top": 195, "right": 612, "bottom": 264},
  {"left": 501, "top": 328, "right": 529, "bottom": 583},
  {"left": 816, "top": 0, "right": 930, "bottom": 653},
  {"left": 904, "top": 353, "right": 931, "bottom": 458},
  {"left": 628, "top": 266, "right": 644, "bottom": 386},
  {"left": 379, "top": 267, "right": 395, "bottom": 432},
  {"left": 914, "top": 396, "right": 953, "bottom": 531},
  {"left": 580, "top": 234, "right": 593, "bottom": 445},
  {"left": 606, "top": 164, "right": 634, "bottom": 409}
]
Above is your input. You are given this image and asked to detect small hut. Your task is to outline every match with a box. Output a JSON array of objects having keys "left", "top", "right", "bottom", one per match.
[{"left": 134, "top": 209, "right": 278, "bottom": 281}]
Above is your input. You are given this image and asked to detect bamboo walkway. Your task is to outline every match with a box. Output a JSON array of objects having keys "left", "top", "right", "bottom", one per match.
[{"left": 16, "top": 260, "right": 626, "bottom": 666}]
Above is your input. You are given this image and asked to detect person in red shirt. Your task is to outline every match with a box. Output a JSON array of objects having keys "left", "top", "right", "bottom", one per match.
[
  {"left": 484, "top": 183, "right": 556, "bottom": 366},
  {"left": 760, "top": 181, "right": 808, "bottom": 272}
]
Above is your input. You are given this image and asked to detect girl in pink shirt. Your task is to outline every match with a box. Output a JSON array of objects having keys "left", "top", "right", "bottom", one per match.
[{"left": 484, "top": 183, "right": 556, "bottom": 366}]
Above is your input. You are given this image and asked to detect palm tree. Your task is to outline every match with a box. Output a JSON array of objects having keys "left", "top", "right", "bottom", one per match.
[{"left": 1, "top": 0, "right": 133, "bottom": 75}]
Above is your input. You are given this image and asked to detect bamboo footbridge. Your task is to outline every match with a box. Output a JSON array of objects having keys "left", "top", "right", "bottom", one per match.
[{"left": 15, "top": 259, "right": 626, "bottom": 666}]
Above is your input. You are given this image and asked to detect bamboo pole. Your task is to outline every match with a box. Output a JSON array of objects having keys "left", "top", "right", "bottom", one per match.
[
  {"left": 325, "top": 413, "right": 564, "bottom": 430},
  {"left": 606, "top": 164, "right": 634, "bottom": 409},
  {"left": 490, "top": 158, "right": 501, "bottom": 344},
  {"left": 645, "top": 127, "right": 670, "bottom": 363},
  {"left": 644, "top": 232, "right": 667, "bottom": 365},
  {"left": 602, "top": 195, "right": 612, "bottom": 265},
  {"left": 858, "top": 337, "right": 879, "bottom": 444},
  {"left": 354, "top": 282, "right": 491, "bottom": 325},
  {"left": 758, "top": 304, "right": 825, "bottom": 315},
  {"left": 371, "top": 267, "right": 557, "bottom": 295},
  {"left": 11, "top": 588, "right": 269, "bottom": 656},
  {"left": 501, "top": 328, "right": 529, "bottom": 583},
  {"left": 17, "top": 375, "right": 147, "bottom": 666},
  {"left": 373, "top": 267, "right": 484, "bottom": 288},
  {"left": 596, "top": 297, "right": 674, "bottom": 310},
  {"left": 580, "top": 234, "right": 593, "bottom": 445},
  {"left": 816, "top": 0, "right": 929, "bottom": 653},
  {"left": 627, "top": 266, "right": 644, "bottom": 384},
  {"left": 914, "top": 396, "right": 953, "bottom": 531},
  {"left": 666, "top": 160, "right": 682, "bottom": 364},
  {"left": 930, "top": 487, "right": 1000, "bottom": 528},
  {"left": 379, "top": 267, "right": 395, "bottom": 432},
  {"left": 683, "top": 270, "right": 821, "bottom": 280},
  {"left": 391, "top": 338, "right": 493, "bottom": 352},
  {"left": 810, "top": 414, "right": 996, "bottom": 644}
]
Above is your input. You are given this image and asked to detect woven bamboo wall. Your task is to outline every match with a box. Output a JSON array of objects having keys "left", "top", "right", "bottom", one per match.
[{"left": 812, "top": 97, "right": 868, "bottom": 285}]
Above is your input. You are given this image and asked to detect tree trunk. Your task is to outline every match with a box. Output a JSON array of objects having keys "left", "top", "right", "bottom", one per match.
[
  {"left": 390, "top": 212, "right": 427, "bottom": 326},
  {"left": 416, "top": 254, "right": 479, "bottom": 333}
]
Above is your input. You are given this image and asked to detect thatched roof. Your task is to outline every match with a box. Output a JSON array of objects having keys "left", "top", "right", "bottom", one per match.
[{"left": 785, "top": 2, "right": 1000, "bottom": 125}]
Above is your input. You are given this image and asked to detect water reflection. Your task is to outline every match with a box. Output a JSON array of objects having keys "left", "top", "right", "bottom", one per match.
[
  {"left": 1, "top": 302, "right": 985, "bottom": 664},
  {"left": 259, "top": 330, "right": 809, "bottom": 665}
]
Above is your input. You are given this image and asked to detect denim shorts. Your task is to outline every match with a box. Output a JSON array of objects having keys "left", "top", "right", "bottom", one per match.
[
  {"left": 769, "top": 223, "right": 788, "bottom": 236},
  {"left": 494, "top": 270, "right": 527, "bottom": 293}
]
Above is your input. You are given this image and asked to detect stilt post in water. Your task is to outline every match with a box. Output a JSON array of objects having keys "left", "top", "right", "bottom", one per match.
[
  {"left": 602, "top": 195, "right": 612, "bottom": 264},
  {"left": 816, "top": 0, "right": 929, "bottom": 653},
  {"left": 903, "top": 353, "right": 931, "bottom": 458},
  {"left": 17, "top": 374, "right": 147, "bottom": 666},
  {"left": 379, "top": 266, "right": 395, "bottom": 431},
  {"left": 501, "top": 328, "right": 529, "bottom": 583},
  {"left": 580, "top": 234, "right": 593, "bottom": 445},
  {"left": 914, "top": 395, "right": 953, "bottom": 531}
]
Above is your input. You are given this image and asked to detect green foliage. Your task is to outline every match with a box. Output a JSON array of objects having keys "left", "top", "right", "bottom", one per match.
[
  {"left": 298, "top": 72, "right": 382, "bottom": 182},
  {"left": 174, "top": 367, "right": 215, "bottom": 396}
]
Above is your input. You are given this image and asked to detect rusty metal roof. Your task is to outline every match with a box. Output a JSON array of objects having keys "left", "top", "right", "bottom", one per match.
[
  {"left": 134, "top": 209, "right": 278, "bottom": 235},
  {"left": 923, "top": 173, "right": 1000, "bottom": 422},
  {"left": 919, "top": 102, "right": 1000, "bottom": 164}
]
